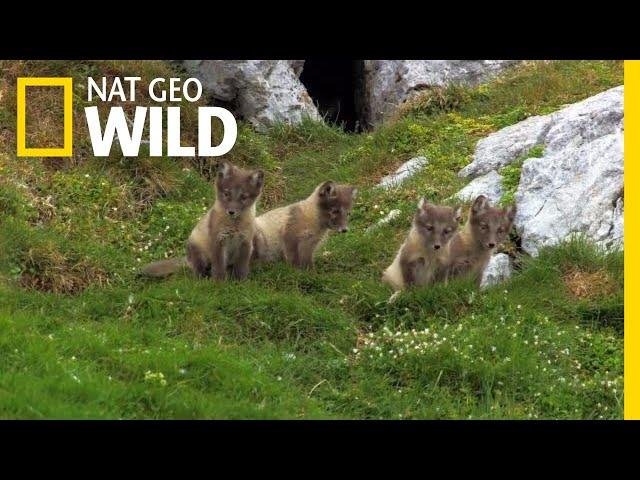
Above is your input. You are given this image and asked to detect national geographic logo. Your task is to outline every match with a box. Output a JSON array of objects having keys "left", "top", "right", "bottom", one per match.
[
  {"left": 16, "top": 76, "right": 237, "bottom": 158},
  {"left": 17, "top": 77, "right": 73, "bottom": 157}
]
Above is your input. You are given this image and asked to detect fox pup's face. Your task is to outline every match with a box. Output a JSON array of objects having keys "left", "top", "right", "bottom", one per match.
[
  {"left": 414, "top": 199, "right": 462, "bottom": 251},
  {"left": 216, "top": 160, "right": 264, "bottom": 218},
  {"left": 318, "top": 181, "right": 358, "bottom": 233},
  {"left": 469, "top": 195, "right": 516, "bottom": 250}
]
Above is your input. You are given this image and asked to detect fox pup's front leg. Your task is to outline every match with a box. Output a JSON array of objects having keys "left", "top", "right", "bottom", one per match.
[
  {"left": 231, "top": 239, "right": 252, "bottom": 280},
  {"left": 295, "top": 239, "right": 317, "bottom": 269},
  {"left": 212, "top": 240, "right": 228, "bottom": 282},
  {"left": 284, "top": 231, "right": 303, "bottom": 268},
  {"left": 187, "top": 242, "right": 211, "bottom": 278},
  {"left": 400, "top": 255, "right": 425, "bottom": 287}
]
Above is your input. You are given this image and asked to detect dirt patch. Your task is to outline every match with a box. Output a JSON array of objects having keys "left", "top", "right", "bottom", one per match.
[
  {"left": 563, "top": 268, "right": 617, "bottom": 300},
  {"left": 18, "top": 247, "right": 110, "bottom": 295}
]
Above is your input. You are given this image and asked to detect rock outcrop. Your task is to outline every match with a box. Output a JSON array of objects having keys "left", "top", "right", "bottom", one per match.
[
  {"left": 455, "top": 86, "right": 624, "bottom": 256},
  {"left": 181, "top": 60, "right": 517, "bottom": 130},
  {"left": 363, "top": 60, "right": 518, "bottom": 127},
  {"left": 181, "top": 60, "right": 320, "bottom": 131}
]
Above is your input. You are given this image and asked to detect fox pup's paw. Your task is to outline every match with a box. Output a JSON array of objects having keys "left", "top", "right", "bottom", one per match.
[{"left": 388, "top": 290, "right": 402, "bottom": 304}]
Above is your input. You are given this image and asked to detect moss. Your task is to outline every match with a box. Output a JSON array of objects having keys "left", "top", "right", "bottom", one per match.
[{"left": 499, "top": 145, "right": 545, "bottom": 206}]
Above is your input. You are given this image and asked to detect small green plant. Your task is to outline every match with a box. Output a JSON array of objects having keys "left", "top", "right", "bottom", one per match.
[{"left": 499, "top": 145, "right": 545, "bottom": 206}]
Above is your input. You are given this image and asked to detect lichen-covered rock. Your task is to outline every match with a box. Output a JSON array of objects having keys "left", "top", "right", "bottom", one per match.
[
  {"left": 453, "top": 170, "right": 504, "bottom": 204},
  {"left": 181, "top": 60, "right": 319, "bottom": 131},
  {"left": 363, "top": 60, "right": 518, "bottom": 127},
  {"left": 480, "top": 253, "right": 512, "bottom": 289},
  {"left": 377, "top": 156, "right": 428, "bottom": 189}
]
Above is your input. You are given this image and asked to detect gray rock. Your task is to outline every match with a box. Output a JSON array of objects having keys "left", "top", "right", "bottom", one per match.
[
  {"left": 378, "top": 157, "right": 428, "bottom": 189},
  {"left": 366, "top": 209, "right": 402, "bottom": 232},
  {"left": 459, "top": 86, "right": 624, "bottom": 179},
  {"left": 181, "top": 60, "right": 319, "bottom": 131},
  {"left": 514, "top": 132, "right": 623, "bottom": 256},
  {"left": 453, "top": 170, "right": 504, "bottom": 204},
  {"left": 459, "top": 115, "right": 554, "bottom": 179},
  {"left": 480, "top": 253, "right": 512, "bottom": 289},
  {"left": 363, "top": 60, "right": 518, "bottom": 127}
]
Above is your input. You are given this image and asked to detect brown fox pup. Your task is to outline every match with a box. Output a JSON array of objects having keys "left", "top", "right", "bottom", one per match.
[
  {"left": 441, "top": 195, "right": 516, "bottom": 286},
  {"left": 140, "top": 160, "right": 264, "bottom": 281},
  {"left": 253, "top": 181, "right": 357, "bottom": 269},
  {"left": 382, "top": 198, "right": 462, "bottom": 291}
]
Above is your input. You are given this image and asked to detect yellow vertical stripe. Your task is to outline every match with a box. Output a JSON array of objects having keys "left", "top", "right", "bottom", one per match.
[{"left": 624, "top": 60, "right": 637, "bottom": 419}]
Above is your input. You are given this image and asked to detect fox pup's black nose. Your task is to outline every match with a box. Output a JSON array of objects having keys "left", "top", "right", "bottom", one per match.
[
  {"left": 488, "top": 242, "right": 495, "bottom": 248},
  {"left": 227, "top": 210, "right": 236, "bottom": 216},
  {"left": 433, "top": 244, "right": 441, "bottom": 250},
  {"left": 338, "top": 227, "right": 348, "bottom": 233}
]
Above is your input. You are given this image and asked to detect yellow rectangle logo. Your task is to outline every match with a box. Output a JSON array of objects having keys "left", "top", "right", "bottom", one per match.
[{"left": 16, "top": 77, "right": 73, "bottom": 157}]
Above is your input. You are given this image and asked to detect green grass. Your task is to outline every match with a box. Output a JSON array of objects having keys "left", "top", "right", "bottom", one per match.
[{"left": 0, "top": 60, "right": 624, "bottom": 419}]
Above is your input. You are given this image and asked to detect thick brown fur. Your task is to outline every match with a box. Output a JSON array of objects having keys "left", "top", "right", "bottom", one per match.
[
  {"left": 439, "top": 195, "right": 516, "bottom": 286},
  {"left": 140, "top": 160, "right": 264, "bottom": 281},
  {"left": 253, "top": 181, "right": 357, "bottom": 269},
  {"left": 382, "top": 199, "right": 461, "bottom": 291}
]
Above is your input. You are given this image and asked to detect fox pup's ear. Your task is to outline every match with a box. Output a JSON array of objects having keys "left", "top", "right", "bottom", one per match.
[
  {"left": 471, "top": 195, "right": 489, "bottom": 214},
  {"left": 319, "top": 181, "right": 336, "bottom": 198},
  {"left": 505, "top": 204, "right": 517, "bottom": 222},
  {"left": 454, "top": 206, "right": 462, "bottom": 223},
  {"left": 218, "top": 160, "right": 232, "bottom": 179},
  {"left": 417, "top": 197, "right": 429, "bottom": 210},
  {"left": 250, "top": 170, "right": 265, "bottom": 190}
]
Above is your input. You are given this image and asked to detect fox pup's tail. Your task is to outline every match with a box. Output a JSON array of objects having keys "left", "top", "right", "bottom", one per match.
[{"left": 139, "top": 257, "right": 189, "bottom": 278}]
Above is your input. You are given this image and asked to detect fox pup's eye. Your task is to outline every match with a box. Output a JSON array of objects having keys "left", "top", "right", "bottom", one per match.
[
  {"left": 444, "top": 227, "right": 452, "bottom": 234},
  {"left": 425, "top": 225, "right": 434, "bottom": 231},
  {"left": 480, "top": 224, "right": 488, "bottom": 230},
  {"left": 223, "top": 190, "right": 231, "bottom": 199},
  {"left": 332, "top": 208, "right": 340, "bottom": 215},
  {"left": 240, "top": 193, "right": 249, "bottom": 201}
]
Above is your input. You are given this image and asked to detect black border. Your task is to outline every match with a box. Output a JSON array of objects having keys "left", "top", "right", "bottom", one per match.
[{"left": 1, "top": 14, "right": 636, "bottom": 59}]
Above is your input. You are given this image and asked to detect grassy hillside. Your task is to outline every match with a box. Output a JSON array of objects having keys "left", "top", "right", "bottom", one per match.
[{"left": 0, "top": 60, "right": 623, "bottom": 419}]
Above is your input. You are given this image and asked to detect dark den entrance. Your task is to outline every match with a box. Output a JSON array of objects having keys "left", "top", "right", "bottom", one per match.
[{"left": 300, "top": 60, "right": 366, "bottom": 132}]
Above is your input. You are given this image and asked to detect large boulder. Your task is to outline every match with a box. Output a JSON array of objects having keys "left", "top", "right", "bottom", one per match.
[
  {"left": 515, "top": 132, "right": 623, "bottom": 255},
  {"left": 363, "top": 60, "right": 518, "bottom": 127},
  {"left": 455, "top": 86, "right": 624, "bottom": 256},
  {"left": 181, "top": 60, "right": 320, "bottom": 131}
]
